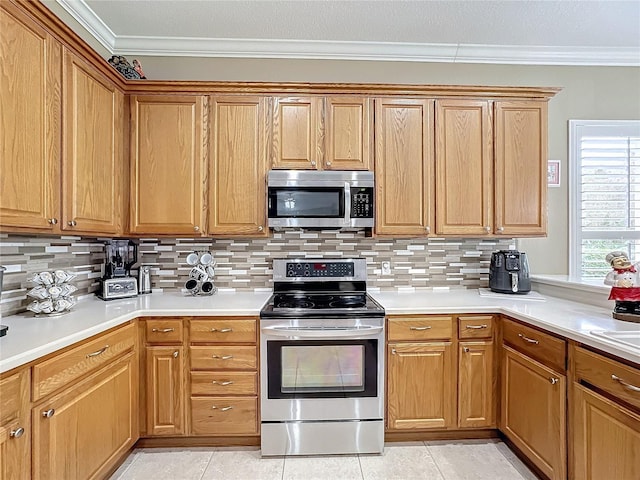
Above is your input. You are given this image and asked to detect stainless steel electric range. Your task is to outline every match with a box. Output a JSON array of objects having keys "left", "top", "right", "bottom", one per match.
[{"left": 259, "top": 258, "right": 385, "bottom": 456}]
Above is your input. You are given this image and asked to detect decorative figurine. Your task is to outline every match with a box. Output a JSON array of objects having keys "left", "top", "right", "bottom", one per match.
[
  {"left": 604, "top": 251, "right": 640, "bottom": 321},
  {"left": 107, "top": 55, "right": 141, "bottom": 80},
  {"left": 132, "top": 59, "right": 146, "bottom": 79}
]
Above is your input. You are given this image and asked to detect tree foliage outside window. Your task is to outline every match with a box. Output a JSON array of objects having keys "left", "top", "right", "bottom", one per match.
[{"left": 570, "top": 120, "right": 640, "bottom": 278}]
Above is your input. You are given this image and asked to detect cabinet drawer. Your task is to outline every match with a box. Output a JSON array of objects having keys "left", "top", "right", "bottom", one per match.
[
  {"left": 0, "top": 371, "right": 22, "bottom": 425},
  {"left": 145, "top": 319, "right": 184, "bottom": 344},
  {"left": 574, "top": 346, "right": 640, "bottom": 410},
  {"left": 502, "top": 319, "right": 566, "bottom": 373},
  {"left": 190, "top": 318, "right": 257, "bottom": 343},
  {"left": 388, "top": 316, "right": 453, "bottom": 341},
  {"left": 191, "top": 371, "right": 258, "bottom": 396},
  {"left": 190, "top": 346, "right": 257, "bottom": 370},
  {"left": 191, "top": 396, "right": 258, "bottom": 435},
  {"left": 32, "top": 323, "right": 136, "bottom": 401},
  {"left": 458, "top": 315, "right": 494, "bottom": 339}
]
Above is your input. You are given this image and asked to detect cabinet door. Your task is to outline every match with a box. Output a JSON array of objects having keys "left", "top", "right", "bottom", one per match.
[
  {"left": 435, "top": 100, "right": 493, "bottom": 236},
  {"left": 387, "top": 342, "right": 454, "bottom": 430},
  {"left": 0, "top": 4, "right": 61, "bottom": 231},
  {"left": 271, "top": 97, "right": 322, "bottom": 169},
  {"left": 501, "top": 345, "right": 566, "bottom": 480},
  {"left": 324, "top": 97, "right": 373, "bottom": 170},
  {"left": 573, "top": 383, "right": 640, "bottom": 480},
  {"left": 146, "top": 347, "right": 184, "bottom": 436},
  {"left": 33, "top": 352, "right": 138, "bottom": 480},
  {"left": 130, "top": 95, "right": 206, "bottom": 235},
  {"left": 209, "top": 96, "right": 268, "bottom": 236},
  {"left": 0, "top": 370, "right": 30, "bottom": 480},
  {"left": 62, "top": 50, "right": 123, "bottom": 235},
  {"left": 494, "top": 101, "right": 548, "bottom": 236},
  {"left": 458, "top": 341, "right": 495, "bottom": 428},
  {"left": 375, "top": 99, "right": 434, "bottom": 235}
]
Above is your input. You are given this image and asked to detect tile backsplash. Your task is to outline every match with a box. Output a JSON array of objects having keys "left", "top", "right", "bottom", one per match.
[{"left": 0, "top": 231, "right": 514, "bottom": 316}]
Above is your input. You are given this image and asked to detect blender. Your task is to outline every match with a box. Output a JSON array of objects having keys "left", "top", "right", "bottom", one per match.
[{"left": 98, "top": 240, "right": 139, "bottom": 300}]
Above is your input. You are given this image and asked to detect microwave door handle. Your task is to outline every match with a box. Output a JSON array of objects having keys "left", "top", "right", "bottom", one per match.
[{"left": 344, "top": 182, "right": 351, "bottom": 225}]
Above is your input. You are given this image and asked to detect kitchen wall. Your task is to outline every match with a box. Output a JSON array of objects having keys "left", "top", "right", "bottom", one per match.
[
  {"left": 0, "top": 232, "right": 514, "bottom": 317},
  {"left": 124, "top": 58, "right": 640, "bottom": 275}
]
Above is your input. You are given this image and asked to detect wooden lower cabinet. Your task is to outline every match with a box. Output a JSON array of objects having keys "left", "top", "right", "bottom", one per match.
[
  {"left": 501, "top": 344, "right": 566, "bottom": 480},
  {"left": 0, "top": 369, "right": 31, "bottom": 480},
  {"left": 145, "top": 346, "right": 185, "bottom": 436},
  {"left": 458, "top": 341, "right": 495, "bottom": 428},
  {"left": 387, "top": 342, "right": 455, "bottom": 429},
  {"left": 572, "top": 383, "right": 640, "bottom": 480},
  {"left": 32, "top": 352, "right": 138, "bottom": 480}
]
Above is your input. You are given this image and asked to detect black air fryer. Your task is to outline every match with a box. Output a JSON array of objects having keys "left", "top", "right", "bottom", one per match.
[{"left": 489, "top": 250, "right": 531, "bottom": 294}]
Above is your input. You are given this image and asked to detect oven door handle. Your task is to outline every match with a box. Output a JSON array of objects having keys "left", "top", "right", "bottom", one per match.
[{"left": 261, "top": 326, "right": 383, "bottom": 338}]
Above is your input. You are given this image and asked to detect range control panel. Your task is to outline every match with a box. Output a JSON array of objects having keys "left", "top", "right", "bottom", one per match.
[{"left": 286, "top": 261, "right": 355, "bottom": 278}]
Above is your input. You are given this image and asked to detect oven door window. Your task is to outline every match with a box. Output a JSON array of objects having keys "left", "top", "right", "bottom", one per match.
[
  {"left": 267, "top": 339, "right": 377, "bottom": 398},
  {"left": 268, "top": 187, "right": 344, "bottom": 218}
]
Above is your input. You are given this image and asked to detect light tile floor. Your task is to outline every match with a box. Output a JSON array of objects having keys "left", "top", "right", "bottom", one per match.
[{"left": 110, "top": 440, "right": 539, "bottom": 480}]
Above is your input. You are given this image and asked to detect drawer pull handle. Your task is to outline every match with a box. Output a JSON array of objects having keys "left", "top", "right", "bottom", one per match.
[
  {"left": 212, "top": 355, "right": 233, "bottom": 360},
  {"left": 152, "top": 328, "right": 175, "bottom": 333},
  {"left": 42, "top": 409, "right": 55, "bottom": 418},
  {"left": 211, "top": 328, "right": 233, "bottom": 333},
  {"left": 518, "top": 333, "right": 539, "bottom": 345},
  {"left": 10, "top": 427, "right": 25, "bottom": 439},
  {"left": 549, "top": 377, "right": 559, "bottom": 385},
  {"left": 212, "top": 406, "right": 233, "bottom": 412},
  {"left": 612, "top": 374, "right": 640, "bottom": 392},
  {"left": 86, "top": 345, "right": 109, "bottom": 358},
  {"left": 212, "top": 380, "right": 234, "bottom": 386},
  {"left": 466, "top": 324, "right": 488, "bottom": 330},
  {"left": 409, "top": 326, "right": 431, "bottom": 331}
]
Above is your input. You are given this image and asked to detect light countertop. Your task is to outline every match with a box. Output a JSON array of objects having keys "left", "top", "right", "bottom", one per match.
[{"left": 1, "top": 289, "right": 638, "bottom": 374}]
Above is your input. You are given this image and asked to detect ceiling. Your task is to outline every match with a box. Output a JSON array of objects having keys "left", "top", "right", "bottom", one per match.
[{"left": 46, "top": 0, "right": 640, "bottom": 65}]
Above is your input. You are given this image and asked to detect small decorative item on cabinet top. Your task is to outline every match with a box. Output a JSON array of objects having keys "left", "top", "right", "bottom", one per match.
[
  {"left": 107, "top": 55, "right": 146, "bottom": 79},
  {"left": 604, "top": 251, "right": 640, "bottom": 322},
  {"left": 26, "top": 270, "right": 77, "bottom": 316},
  {"left": 184, "top": 251, "right": 217, "bottom": 296}
]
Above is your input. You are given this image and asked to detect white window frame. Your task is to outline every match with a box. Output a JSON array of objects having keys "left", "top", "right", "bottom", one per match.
[{"left": 569, "top": 119, "right": 640, "bottom": 277}]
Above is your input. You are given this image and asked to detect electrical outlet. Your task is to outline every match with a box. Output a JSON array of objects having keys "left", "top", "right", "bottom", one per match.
[{"left": 381, "top": 261, "right": 391, "bottom": 275}]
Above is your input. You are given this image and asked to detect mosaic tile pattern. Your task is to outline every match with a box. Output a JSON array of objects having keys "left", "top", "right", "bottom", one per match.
[{"left": 0, "top": 232, "right": 514, "bottom": 316}]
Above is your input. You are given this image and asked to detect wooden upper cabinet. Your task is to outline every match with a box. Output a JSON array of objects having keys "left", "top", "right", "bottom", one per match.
[
  {"left": 494, "top": 101, "right": 548, "bottom": 236},
  {"left": 435, "top": 100, "right": 493, "bottom": 236},
  {"left": 62, "top": 51, "right": 123, "bottom": 235},
  {"left": 324, "top": 97, "right": 372, "bottom": 170},
  {"left": 209, "top": 96, "right": 268, "bottom": 236},
  {"left": 0, "top": 3, "right": 61, "bottom": 231},
  {"left": 375, "top": 99, "right": 434, "bottom": 236},
  {"left": 130, "top": 95, "right": 207, "bottom": 235},
  {"left": 271, "top": 97, "right": 322, "bottom": 169}
]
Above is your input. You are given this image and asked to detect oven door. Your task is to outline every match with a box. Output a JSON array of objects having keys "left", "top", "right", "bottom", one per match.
[
  {"left": 260, "top": 319, "right": 384, "bottom": 422},
  {"left": 267, "top": 186, "right": 348, "bottom": 228}
]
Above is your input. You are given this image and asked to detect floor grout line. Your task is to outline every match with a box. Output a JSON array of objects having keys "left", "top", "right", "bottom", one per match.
[{"left": 196, "top": 449, "right": 216, "bottom": 480}]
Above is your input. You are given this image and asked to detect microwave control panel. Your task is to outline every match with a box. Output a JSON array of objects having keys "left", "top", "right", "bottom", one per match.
[{"left": 351, "top": 188, "right": 373, "bottom": 218}]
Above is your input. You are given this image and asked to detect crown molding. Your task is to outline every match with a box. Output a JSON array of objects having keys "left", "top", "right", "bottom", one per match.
[{"left": 56, "top": 0, "right": 640, "bottom": 67}]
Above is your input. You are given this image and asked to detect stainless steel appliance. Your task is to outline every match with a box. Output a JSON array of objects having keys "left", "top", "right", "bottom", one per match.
[
  {"left": 267, "top": 170, "right": 374, "bottom": 229},
  {"left": 98, "top": 240, "right": 138, "bottom": 300},
  {"left": 260, "top": 258, "right": 385, "bottom": 456},
  {"left": 489, "top": 250, "right": 531, "bottom": 294},
  {"left": 138, "top": 265, "right": 152, "bottom": 294}
]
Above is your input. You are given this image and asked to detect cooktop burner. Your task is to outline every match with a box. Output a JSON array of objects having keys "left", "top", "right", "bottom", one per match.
[{"left": 273, "top": 293, "right": 367, "bottom": 310}]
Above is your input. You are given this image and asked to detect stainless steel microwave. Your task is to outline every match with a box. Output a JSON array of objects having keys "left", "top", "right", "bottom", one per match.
[{"left": 267, "top": 170, "right": 374, "bottom": 229}]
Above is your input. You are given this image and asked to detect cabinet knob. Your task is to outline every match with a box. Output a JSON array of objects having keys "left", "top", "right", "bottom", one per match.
[
  {"left": 483, "top": 226, "right": 490, "bottom": 233},
  {"left": 194, "top": 226, "right": 200, "bottom": 232},
  {"left": 549, "top": 377, "right": 559, "bottom": 385},
  {"left": 48, "top": 218, "right": 58, "bottom": 225},
  {"left": 463, "top": 347, "right": 470, "bottom": 353},
  {"left": 42, "top": 408, "right": 55, "bottom": 418},
  {"left": 391, "top": 348, "right": 397, "bottom": 355},
  {"left": 326, "top": 161, "right": 332, "bottom": 166},
  {"left": 425, "top": 226, "right": 430, "bottom": 233},
  {"left": 173, "top": 351, "right": 179, "bottom": 358},
  {"left": 10, "top": 427, "right": 25, "bottom": 438},
  {"left": 68, "top": 220, "right": 77, "bottom": 227},
  {"left": 310, "top": 161, "right": 316, "bottom": 167},
  {"left": 258, "top": 225, "right": 264, "bottom": 232},
  {"left": 497, "top": 226, "right": 504, "bottom": 233}
]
